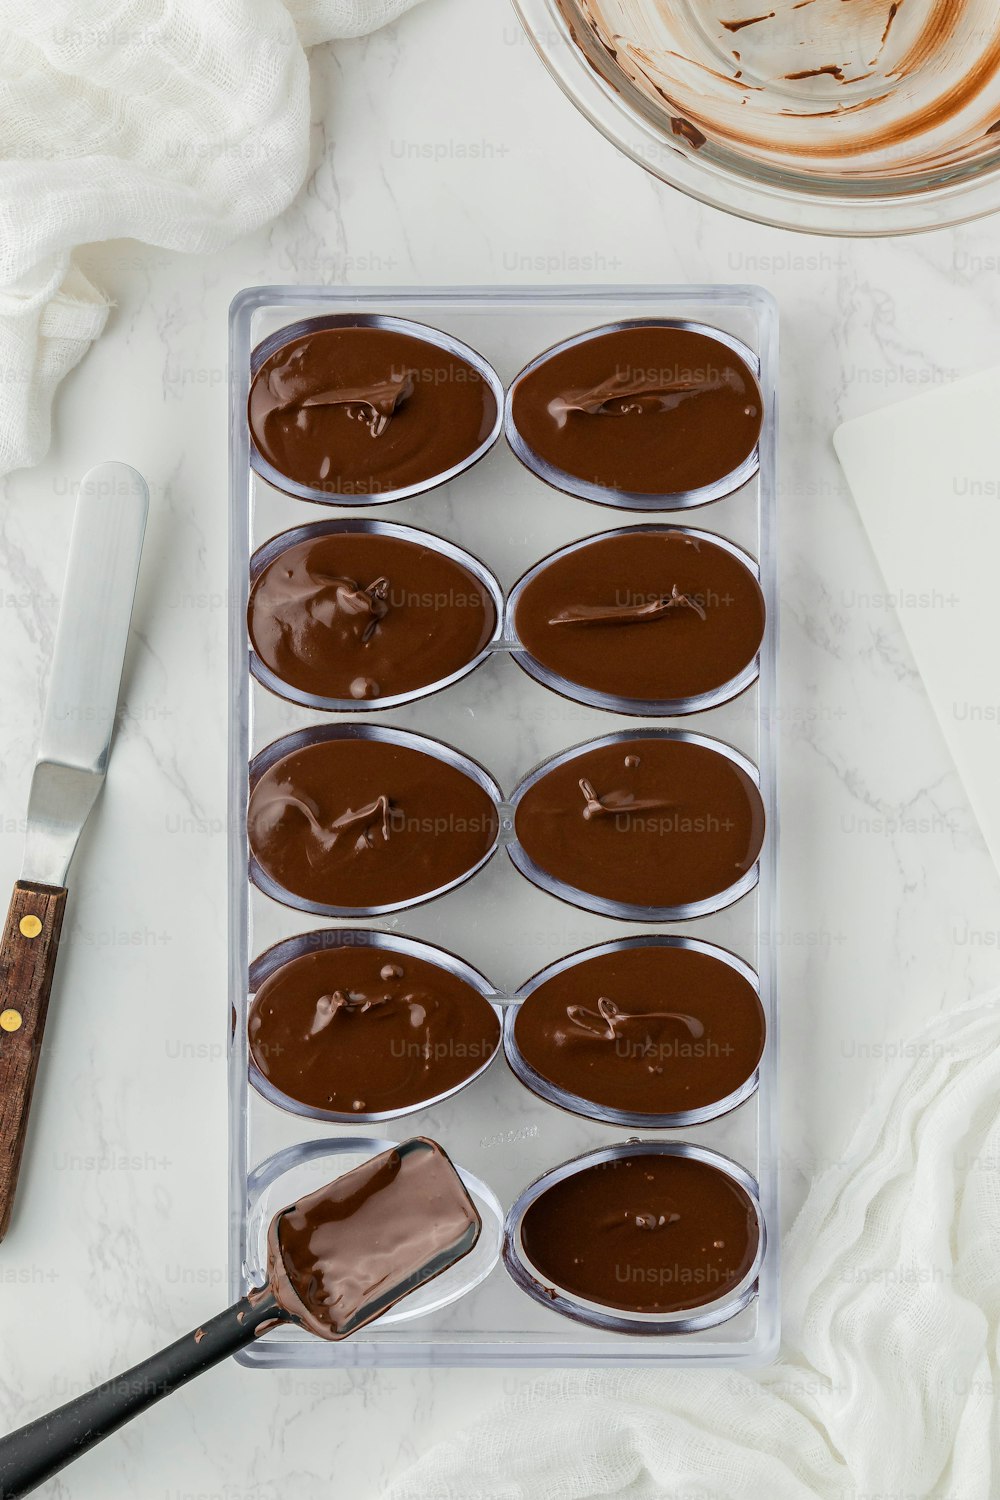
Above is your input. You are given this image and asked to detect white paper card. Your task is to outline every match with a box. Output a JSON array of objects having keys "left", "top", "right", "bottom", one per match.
[{"left": 834, "top": 368, "right": 1000, "bottom": 871}]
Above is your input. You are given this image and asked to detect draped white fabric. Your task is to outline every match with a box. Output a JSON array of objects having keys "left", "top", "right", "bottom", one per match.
[
  {"left": 388, "top": 993, "right": 1000, "bottom": 1500},
  {"left": 0, "top": 0, "right": 425, "bottom": 475}
]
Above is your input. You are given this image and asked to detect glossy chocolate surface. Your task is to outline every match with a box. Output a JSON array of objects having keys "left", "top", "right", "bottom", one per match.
[
  {"left": 248, "top": 734, "right": 499, "bottom": 911},
  {"left": 249, "top": 944, "right": 500, "bottom": 1116},
  {"left": 513, "top": 529, "right": 765, "bottom": 705},
  {"left": 513, "top": 943, "right": 764, "bottom": 1118},
  {"left": 249, "top": 529, "right": 496, "bottom": 704},
  {"left": 513, "top": 736, "right": 765, "bottom": 911},
  {"left": 249, "top": 324, "right": 499, "bottom": 498},
  {"left": 509, "top": 324, "right": 762, "bottom": 498},
  {"left": 268, "top": 1138, "right": 480, "bottom": 1339},
  {"left": 519, "top": 1151, "right": 760, "bottom": 1314}
]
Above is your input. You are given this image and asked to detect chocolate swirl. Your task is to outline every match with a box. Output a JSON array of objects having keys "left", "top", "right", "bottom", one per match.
[
  {"left": 549, "top": 583, "right": 706, "bottom": 627},
  {"left": 548, "top": 365, "right": 743, "bottom": 428},
  {"left": 249, "top": 944, "right": 500, "bottom": 1116},
  {"left": 249, "top": 324, "right": 499, "bottom": 498},
  {"left": 513, "top": 528, "right": 764, "bottom": 707},
  {"left": 249, "top": 529, "right": 496, "bottom": 705},
  {"left": 511, "top": 940, "right": 765, "bottom": 1118}
]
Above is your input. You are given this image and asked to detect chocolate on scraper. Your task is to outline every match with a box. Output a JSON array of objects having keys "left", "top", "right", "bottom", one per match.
[
  {"left": 248, "top": 322, "right": 501, "bottom": 500},
  {"left": 268, "top": 1138, "right": 481, "bottom": 1339}
]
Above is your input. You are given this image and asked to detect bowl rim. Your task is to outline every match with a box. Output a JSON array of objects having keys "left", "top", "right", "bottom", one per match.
[{"left": 510, "top": 0, "right": 1000, "bottom": 237}]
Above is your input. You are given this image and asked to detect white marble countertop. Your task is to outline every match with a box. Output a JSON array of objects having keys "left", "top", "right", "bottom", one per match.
[{"left": 3, "top": 0, "right": 1000, "bottom": 1494}]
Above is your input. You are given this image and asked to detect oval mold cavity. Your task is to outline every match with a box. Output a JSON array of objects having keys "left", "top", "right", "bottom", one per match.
[
  {"left": 509, "top": 730, "right": 765, "bottom": 920},
  {"left": 505, "top": 321, "right": 762, "bottom": 510},
  {"left": 249, "top": 519, "right": 502, "bottom": 712},
  {"left": 248, "top": 929, "right": 502, "bottom": 1124},
  {"left": 508, "top": 524, "right": 765, "bottom": 714},
  {"left": 248, "top": 724, "right": 502, "bottom": 917},
  {"left": 504, "top": 1141, "right": 765, "bottom": 1334},
  {"left": 506, "top": 935, "right": 764, "bottom": 1126},
  {"left": 249, "top": 314, "right": 504, "bottom": 505}
]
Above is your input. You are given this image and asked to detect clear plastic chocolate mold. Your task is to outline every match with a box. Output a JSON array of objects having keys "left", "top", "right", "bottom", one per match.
[
  {"left": 249, "top": 519, "right": 504, "bottom": 714},
  {"left": 504, "top": 935, "right": 764, "bottom": 1128},
  {"left": 505, "top": 524, "right": 764, "bottom": 716},
  {"left": 503, "top": 1140, "right": 765, "bottom": 1335},
  {"left": 231, "top": 285, "right": 779, "bottom": 1369},
  {"left": 505, "top": 320, "right": 762, "bottom": 511},
  {"left": 247, "top": 929, "right": 502, "bottom": 1125}
]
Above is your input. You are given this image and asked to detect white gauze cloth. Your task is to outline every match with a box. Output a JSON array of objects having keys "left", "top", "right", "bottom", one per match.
[
  {"left": 387, "top": 992, "right": 1000, "bottom": 1500},
  {"left": 0, "top": 0, "right": 425, "bottom": 476}
]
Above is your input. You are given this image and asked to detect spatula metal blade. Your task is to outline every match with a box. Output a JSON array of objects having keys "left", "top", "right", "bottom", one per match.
[{"left": 21, "top": 463, "right": 148, "bottom": 888}]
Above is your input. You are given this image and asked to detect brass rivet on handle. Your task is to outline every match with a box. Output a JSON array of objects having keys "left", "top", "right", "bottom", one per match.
[
  {"left": 19, "top": 915, "right": 42, "bottom": 939},
  {"left": 0, "top": 1010, "right": 23, "bottom": 1033}
]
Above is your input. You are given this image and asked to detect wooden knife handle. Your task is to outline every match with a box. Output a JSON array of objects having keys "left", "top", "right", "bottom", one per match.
[{"left": 0, "top": 881, "right": 68, "bottom": 1242}]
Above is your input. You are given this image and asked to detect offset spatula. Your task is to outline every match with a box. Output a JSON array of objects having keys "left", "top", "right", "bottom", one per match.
[
  {"left": 0, "top": 1138, "right": 480, "bottom": 1497},
  {"left": 0, "top": 463, "right": 147, "bottom": 1241}
]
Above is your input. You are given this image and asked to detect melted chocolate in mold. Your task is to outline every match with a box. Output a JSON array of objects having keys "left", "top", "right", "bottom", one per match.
[
  {"left": 249, "top": 530, "right": 496, "bottom": 704},
  {"left": 513, "top": 942, "right": 764, "bottom": 1117},
  {"left": 249, "top": 944, "right": 500, "bottom": 1116},
  {"left": 513, "top": 529, "right": 765, "bottom": 705},
  {"left": 509, "top": 325, "right": 762, "bottom": 498},
  {"left": 249, "top": 325, "right": 498, "bottom": 498},
  {"left": 248, "top": 735, "right": 499, "bottom": 912},
  {"left": 519, "top": 1151, "right": 760, "bottom": 1315},
  {"left": 513, "top": 736, "right": 764, "bottom": 912}
]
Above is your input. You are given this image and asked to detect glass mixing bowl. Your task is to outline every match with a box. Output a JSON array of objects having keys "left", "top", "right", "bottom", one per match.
[{"left": 511, "top": 0, "right": 1000, "bottom": 234}]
